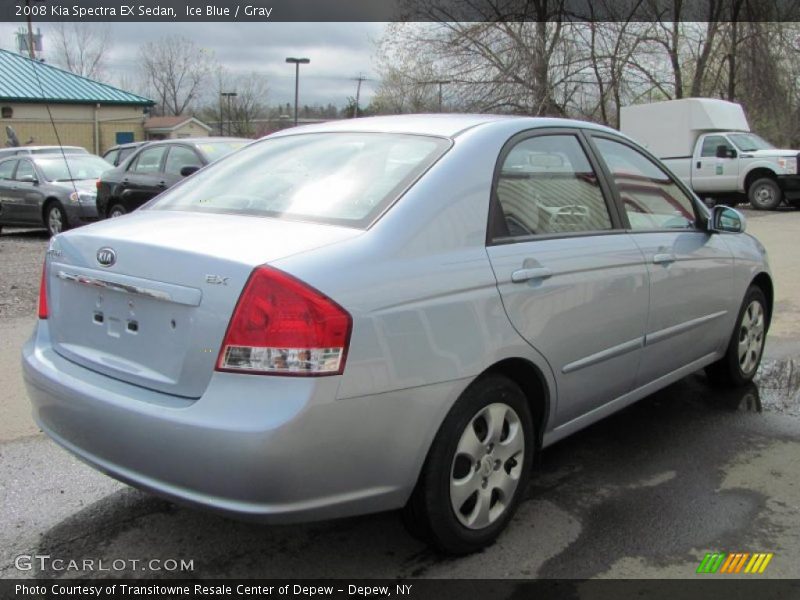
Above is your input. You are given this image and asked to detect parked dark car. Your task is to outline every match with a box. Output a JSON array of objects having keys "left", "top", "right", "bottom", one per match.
[
  {"left": 0, "top": 153, "right": 111, "bottom": 236},
  {"left": 96, "top": 137, "right": 250, "bottom": 218},
  {"left": 102, "top": 141, "right": 148, "bottom": 167},
  {"left": 0, "top": 146, "right": 89, "bottom": 160}
]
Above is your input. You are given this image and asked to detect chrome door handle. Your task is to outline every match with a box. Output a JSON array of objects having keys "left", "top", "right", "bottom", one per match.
[
  {"left": 511, "top": 267, "right": 553, "bottom": 283},
  {"left": 653, "top": 253, "right": 676, "bottom": 264}
]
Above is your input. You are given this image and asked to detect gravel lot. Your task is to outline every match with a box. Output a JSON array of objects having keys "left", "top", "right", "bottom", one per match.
[{"left": 0, "top": 228, "right": 48, "bottom": 320}]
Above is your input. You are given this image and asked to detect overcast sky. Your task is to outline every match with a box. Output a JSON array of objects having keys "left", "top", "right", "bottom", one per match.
[{"left": 0, "top": 22, "right": 388, "bottom": 108}]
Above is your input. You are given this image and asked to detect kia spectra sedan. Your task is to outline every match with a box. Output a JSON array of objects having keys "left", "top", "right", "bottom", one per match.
[{"left": 23, "top": 115, "right": 771, "bottom": 554}]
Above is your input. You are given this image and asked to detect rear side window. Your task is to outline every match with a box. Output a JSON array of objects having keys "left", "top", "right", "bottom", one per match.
[
  {"left": 117, "top": 147, "right": 137, "bottom": 164},
  {"left": 164, "top": 146, "right": 202, "bottom": 176},
  {"left": 15, "top": 160, "right": 35, "bottom": 181},
  {"left": 131, "top": 146, "right": 166, "bottom": 174},
  {"left": 0, "top": 160, "right": 16, "bottom": 180},
  {"left": 593, "top": 137, "right": 696, "bottom": 230},
  {"left": 493, "top": 134, "right": 612, "bottom": 239},
  {"left": 103, "top": 149, "right": 119, "bottom": 165},
  {"left": 148, "top": 133, "right": 450, "bottom": 228}
]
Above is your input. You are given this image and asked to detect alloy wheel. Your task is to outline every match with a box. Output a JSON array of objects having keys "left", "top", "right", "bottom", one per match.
[
  {"left": 738, "top": 300, "right": 765, "bottom": 375},
  {"left": 48, "top": 207, "right": 63, "bottom": 235},
  {"left": 450, "top": 402, "right": 525, "bottom": 530}
]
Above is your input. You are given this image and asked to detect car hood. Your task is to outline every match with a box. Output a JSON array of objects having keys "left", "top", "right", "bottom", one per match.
[{"left": 743, "top": 149, "right": 799, "bottom": 158}]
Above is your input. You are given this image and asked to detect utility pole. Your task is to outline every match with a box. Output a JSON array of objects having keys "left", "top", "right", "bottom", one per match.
[
  {"left": 418, "top": 80, "right": 452, "bottom": 112},
  {"left": 220, "top": 92, "right": 237, "bottom": 135},
  {"left": 286, "top": 57, "right": 310, "bottom": 126},
  {"left": 351, "top": 74, "right": 370, "bottom": 118}
]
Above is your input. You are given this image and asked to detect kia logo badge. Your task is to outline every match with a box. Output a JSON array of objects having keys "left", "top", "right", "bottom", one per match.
[{"left": 96, "top": 247, "right": 116, "bottom": 267}]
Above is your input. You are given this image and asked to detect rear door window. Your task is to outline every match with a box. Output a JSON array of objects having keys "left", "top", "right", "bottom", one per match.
[
  {"left": 14, "top": 160, "right": 36, "bottom": 181},
  {"left": 0, "top": 160, "right": 16, "bottom": 180},
  {"left": 130, "top": 146, "right": 167, "bottom": 174},
  {"left": 164, "top": 146, "right": 202, "bottom": 176},
  {"left": 493, "top": 134, "right": 613, "bottom": 240}
]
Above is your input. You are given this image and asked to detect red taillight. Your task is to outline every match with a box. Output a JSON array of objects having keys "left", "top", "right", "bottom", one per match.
[
  {"left": 216, "top": 266, "right": 352, "bottom": 376},
  {"left": 38, "top": 261, "right": 48, "bottom": 319}
]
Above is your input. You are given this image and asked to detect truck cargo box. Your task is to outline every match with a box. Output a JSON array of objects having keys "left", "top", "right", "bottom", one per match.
[{"left": 620, "top": 98, "right": 750, "bottom": 159}]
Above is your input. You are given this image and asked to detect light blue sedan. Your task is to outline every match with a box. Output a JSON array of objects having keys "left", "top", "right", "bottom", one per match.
[{"left": 23, "top": 115, "right": 771, "bottom": 554}]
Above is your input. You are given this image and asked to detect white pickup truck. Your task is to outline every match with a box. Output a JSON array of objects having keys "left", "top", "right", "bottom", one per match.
[{"left": 620, "top": 98, "right": 800, "bottom": 210}]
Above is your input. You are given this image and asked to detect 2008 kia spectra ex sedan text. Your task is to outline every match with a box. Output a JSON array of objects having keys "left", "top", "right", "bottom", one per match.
[{"left": 22, "top": 115, "right": 772, "bottom": 554}]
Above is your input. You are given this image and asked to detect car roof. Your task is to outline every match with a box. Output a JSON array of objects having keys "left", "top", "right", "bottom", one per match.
[
  {"left": 142, "top": 137, "right": 251, "bottom": 146},
  {"left": 106, "top": 142, "right": 146, "bottom": 151},
  {"left": 265, "top": 114, "right": 624, "bottom": 140},
  {"left": 12, "top": 145, "right": 86, "bottom": 151}
]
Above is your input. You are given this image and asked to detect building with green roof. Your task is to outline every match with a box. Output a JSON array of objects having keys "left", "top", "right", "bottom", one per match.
[{"left": 0, "top": 49, "right": 155, "bottom": 154}]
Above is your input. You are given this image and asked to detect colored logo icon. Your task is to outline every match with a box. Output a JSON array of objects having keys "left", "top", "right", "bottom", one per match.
[{"left": 697, "top": 552, "right": 774, "bottom": 574}]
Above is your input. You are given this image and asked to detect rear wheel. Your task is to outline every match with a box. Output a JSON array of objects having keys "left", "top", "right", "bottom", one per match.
[
  {"left": 748, "top": 178, "right": 782, "bottom": 210},
  {"left": 403, "top": 375, "right": 534, "bottom": 554},
  {"left": 706, "top": 286, "right": 768, "bottom": 387},
  {"left": 108, "top": 204, "right": 127, "bottom": 218},
  {"left": 45, "top": 202, "right": 68, "bottom": 237}
]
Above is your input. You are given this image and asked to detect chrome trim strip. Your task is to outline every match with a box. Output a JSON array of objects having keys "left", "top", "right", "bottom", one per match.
[
  {"left": 57, "top": 270, "right": 173, "bottom": 303},
  {"left": 562, "top": 337, "right": 644, "bottom": 374},
  {"left": 645, "top": 310, "right": 728, "bottom": 346}
]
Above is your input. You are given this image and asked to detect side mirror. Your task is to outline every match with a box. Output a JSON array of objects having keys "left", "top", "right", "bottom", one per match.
[
  {"left": 19, "top": 174, "right": 37, "bottom": 184},
  {"left": 716, "top": 145, "right": 737, "bottom": 159},
  {"left": 180, "top": 165, "right": 200, "bottom": 177},
  {"left": 708, "top": 205, "right": 746, "bottom": 233}
]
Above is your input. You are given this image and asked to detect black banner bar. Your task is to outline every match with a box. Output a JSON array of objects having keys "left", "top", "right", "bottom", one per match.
[
  {"left": 3, "top": 580, "right": 800, "bottom": 600},
  {"left": 3, "top": 0, "right": 800, "bottom": 22}
]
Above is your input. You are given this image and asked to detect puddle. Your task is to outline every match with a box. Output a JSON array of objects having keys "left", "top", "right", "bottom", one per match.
[{"left": 756, "top": 358, "right": 800, "bottom": 416}]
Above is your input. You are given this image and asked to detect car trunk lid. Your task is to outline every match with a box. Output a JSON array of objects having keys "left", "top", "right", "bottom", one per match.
[{"left": 46, "top": 210, "right": 360, "bottom": 398}]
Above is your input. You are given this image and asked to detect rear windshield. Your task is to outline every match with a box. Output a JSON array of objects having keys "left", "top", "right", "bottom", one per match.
[
  {"left": 36, "top": 156, "right": 112, "bottom": 181},
  {"left": 148, "top": 133, "right": 450, "bottom": 228}
]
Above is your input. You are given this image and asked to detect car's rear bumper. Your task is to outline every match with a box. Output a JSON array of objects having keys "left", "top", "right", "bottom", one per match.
[{"left": 22, "top": 321, "right": 460, "bottom": 523}]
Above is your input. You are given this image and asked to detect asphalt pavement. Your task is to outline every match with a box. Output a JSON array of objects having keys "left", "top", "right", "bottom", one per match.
[{"left": 1, "top": 209, "right": 798, "bottom": 579}]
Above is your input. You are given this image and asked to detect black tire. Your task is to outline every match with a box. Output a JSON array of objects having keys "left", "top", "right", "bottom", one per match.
[
  {"left": 706, "top": 285, "right": 768, "bottom": 387},
  {"left": 403, "top": 374, "right": 535, "bottom": 554},
  {"left": 45, "top": 202, "right": 68, "bottom": 237},
  {"left": 789, "top": 198, "right": 800, "bottom": 210},
  {"left": 748, "top": 177, "right": 782, "bottom": 210},
  {"left": 108, "top": 204, "right": 127, "bottom": 218}
]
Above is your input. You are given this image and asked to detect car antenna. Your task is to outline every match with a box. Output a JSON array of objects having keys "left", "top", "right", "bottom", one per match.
[{"left": 25, "top": 14, "right": 79, "bottom": 201}]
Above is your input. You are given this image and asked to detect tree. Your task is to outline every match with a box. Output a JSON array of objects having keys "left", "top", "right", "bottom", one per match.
[
  {"left": 139, "top": 36, "right": 215, "bottom": 116},
  {"left": 49, "top": 23, "right": 111, "bottom": 81},
  {"left": 199, "top": 67, "right": 270, "bottom": 137}
]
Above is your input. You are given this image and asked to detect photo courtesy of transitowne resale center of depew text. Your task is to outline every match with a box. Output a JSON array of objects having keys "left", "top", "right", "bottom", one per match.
[{"left": 1, "top": 1, "right": 800, "bottom": 599}]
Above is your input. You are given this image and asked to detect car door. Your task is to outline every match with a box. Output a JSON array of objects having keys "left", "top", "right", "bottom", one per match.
[
  {"left": 120, "top": 145, "right": 168, "bottom": 209},
  {"left": 12, "top": 159, "right": 46, "bottom": 224},
  {"left": 486, "top": 130, "right": 650, "bottom": 426},
  {"left": 692, "top": 134, "right": 739, "bottom": 193},
  {"left": 589, "top": 134, "right": 735, "bottom": 386},
  {"left": 162, "top": 145, "right": 203, "bottom": 189},
  {"left": 0, "top": 159, "right": 18, "bottom": 223}
]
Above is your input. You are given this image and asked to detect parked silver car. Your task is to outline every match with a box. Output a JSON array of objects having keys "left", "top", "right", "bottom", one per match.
[
  {"left": 0, "top": 153, "right": 111, "bottom": 236},
  {"left": 23, "top": 115, "right": 772, "bottom": 553}
]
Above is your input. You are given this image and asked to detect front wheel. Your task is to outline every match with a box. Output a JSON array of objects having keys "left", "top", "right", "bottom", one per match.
[
  {"left": 706, "top": 286, "right": 768, "bottom": 387},
  {"left": 748, "top": 178, "right": 782, "bottom": 210},
  {"left": 45, "top": 202, "right": 68, "bottom": 237},
  {"left": 403, "top": 375, "right": 534, "bottom": 554}
]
